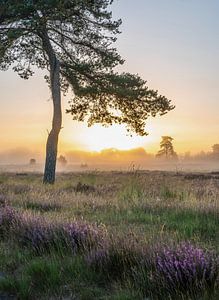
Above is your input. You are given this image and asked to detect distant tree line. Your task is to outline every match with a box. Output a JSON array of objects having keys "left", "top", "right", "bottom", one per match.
[
  {"left": 155, "top": 137, "right": 219, "bottom": 162},
  {"left": 24, "top": 141, "right": 219, "bottom": 166},
  {"left": 182, "top": 144, "right": 219, "bottom": 161}
]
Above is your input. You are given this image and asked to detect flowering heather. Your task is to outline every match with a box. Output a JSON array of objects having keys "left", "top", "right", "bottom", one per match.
[
  {"left": 64, "top": 221, "right": 104, "bottom": 252},
  {"left": 0, "top": 206, "right": 19, "bottom": 235},
  {"left": 0, "top": 205, "right": 106, "bottom": 253},
  {"left": 86, "top": 241, "right": 143, "bottom": 279},
  {"left": 16, "top": 215, "right": 59, "bottom": 252},
  {"left": 155, "top": 242, "right": 219, "bottom": 297}
]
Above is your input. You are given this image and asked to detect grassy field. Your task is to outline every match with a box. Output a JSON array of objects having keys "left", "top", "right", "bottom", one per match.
[{"left": 0, "top": 171, "right": 218, "bottom": 299}]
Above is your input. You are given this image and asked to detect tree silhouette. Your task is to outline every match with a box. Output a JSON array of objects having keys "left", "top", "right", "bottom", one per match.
[
  {"left": 57, "top": 155, "right": 67, "bottom": 166},
  {"left": 0, "top": 0, "right": 174, "bottom": 183},
  {"left": 212, "top": 144, "right": 219, "bottom": 159},
  {"left": 156, "top": 136, "right": 178, "bottom": 160},
  {"left": 29, "top": 158, "right": 36, "bottom": 165},
  {"left": 212, "top": 144, "right": 219, "bottom": 154}
]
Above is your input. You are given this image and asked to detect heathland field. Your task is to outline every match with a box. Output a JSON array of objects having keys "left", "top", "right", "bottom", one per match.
[{"left": 0, "top": 171, "right": 218, "bottom": 299}]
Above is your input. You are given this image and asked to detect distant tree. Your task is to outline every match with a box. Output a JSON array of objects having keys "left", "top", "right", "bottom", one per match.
[
  {"left": 29, "top": 158, "right": 36, "bottom": 165},
  {"left": 0, "top": 0, "right": 174, "bottom": 184},
  {"left": 58, "top": 155, "right": 67, "bottom": 166},
  {"left": 184, "top": 151, "right": 191, "bottom": 161},
  {"left": 156, "top": 136, "right": 178, "bottom": 160},
  {"left": 212, "top": 144, "right": 219, "bottom": 158}
]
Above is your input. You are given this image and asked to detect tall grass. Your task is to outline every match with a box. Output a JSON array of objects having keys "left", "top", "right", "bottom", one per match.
[{"left": 0, "top": 171, "right": 218, "bottom": 299}]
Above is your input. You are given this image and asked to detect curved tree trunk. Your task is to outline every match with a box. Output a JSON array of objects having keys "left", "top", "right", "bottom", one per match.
[{"left": 42, "top": 33, "right": 62, "bottom": 184}]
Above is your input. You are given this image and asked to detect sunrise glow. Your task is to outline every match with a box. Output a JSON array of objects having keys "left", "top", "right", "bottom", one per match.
[
  {"left": 0, "top": 0, "right": 219, "bottom": 162},
  {"left": 79, "top": 125, "right": 145, "bottom": 151}
]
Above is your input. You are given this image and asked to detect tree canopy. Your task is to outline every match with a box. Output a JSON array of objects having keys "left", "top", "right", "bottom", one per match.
[
  {"left": 156, "top": 136, "right": 178, "bottom": 160},
  {"left": 0, "top": 0, "right": 174, "bottom": 136},
  {"left": 0, "top": 0, "right": 175, "bottom": 183}
]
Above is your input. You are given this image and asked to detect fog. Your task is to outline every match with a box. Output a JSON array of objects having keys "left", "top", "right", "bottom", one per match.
[{"left": 1, "top": 147, "right": 219, "bottom": 173}]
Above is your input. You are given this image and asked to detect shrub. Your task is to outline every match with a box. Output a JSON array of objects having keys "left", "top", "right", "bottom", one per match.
[
  {"left": 74, "top": 182, "right": 96, "bottom": 194},
  {"left": 155, "top": 242, "right": 219, "bottom": 298},
  {"left": 86, "top": 240, "right": 144, "bottom": 280},
  {"left": 16, "top": 215, "right": 60, "bottom": 252},
  {"left": 0, "top": 206, "right": 19, "bottom": 236},
  {"left": 0, "top": 205, "right": 106, "bottom": 254},
  {"left": 63, "top": 221, "right": 104, "bottom": 252}
]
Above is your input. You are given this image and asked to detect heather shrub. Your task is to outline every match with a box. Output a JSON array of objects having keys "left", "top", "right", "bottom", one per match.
[
  {"left": 0, "top": 206, "right": 19, "bottom": 236},
  {"left": 74, "top": 182, "right": 96, "bottom": 194},
  {"left": 0, "top": 205, "right": 106, "bottom": 254},
  {"left": 16, "top": 216, "right": 62, "bottom": 253},
  {"left": 86, "top": 240, "right": 144, "bottom": 280},
  {"left": 0, "top": 206, "right": 57, "bottom": 252},
  {"left": 62, "top": 182, "right": 96, "bottom": 194},
  {"left": 23, "top": 219, "right": 106, "bottom": 254},
  {"left": 154, "top": 242, "right": 219, "bottom": 298},
  {"left": 63, "top": 221, "right": 105, "bottom": 253}
]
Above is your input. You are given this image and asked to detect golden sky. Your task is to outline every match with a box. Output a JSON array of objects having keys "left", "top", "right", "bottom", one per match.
[{"left": 0, "top": 0, "right": 219, "bottom": 157}]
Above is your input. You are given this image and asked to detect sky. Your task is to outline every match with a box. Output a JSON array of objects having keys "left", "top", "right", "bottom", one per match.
[{"left": 0, "top": 0, "right": 219, "bottom": 158}]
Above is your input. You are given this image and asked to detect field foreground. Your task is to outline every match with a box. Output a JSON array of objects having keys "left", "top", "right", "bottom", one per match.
[{"left": 0, "top": 171, "right": 218, "bottom": 299}]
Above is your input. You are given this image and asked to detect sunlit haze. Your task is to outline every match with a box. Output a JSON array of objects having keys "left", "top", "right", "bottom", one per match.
[{"left": 1, "top": 0, "right": 219, "bottom": 161}]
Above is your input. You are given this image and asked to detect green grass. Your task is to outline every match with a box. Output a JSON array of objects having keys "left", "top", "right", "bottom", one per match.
[{"left": 0, "top": 171, "right": 218, "bottom": 299}]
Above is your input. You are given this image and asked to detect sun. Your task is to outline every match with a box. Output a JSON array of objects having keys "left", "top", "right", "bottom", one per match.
[
  {"left": 80, "top": 124, "right": 148, "bottom": 151},
  {"left": 62, "top": 118, "right": 158, "bottom": 152}
]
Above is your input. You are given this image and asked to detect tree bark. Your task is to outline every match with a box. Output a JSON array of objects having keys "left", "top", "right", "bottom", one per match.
[{"left": 42, "top": 32, "right": 62, "bottom": 184}]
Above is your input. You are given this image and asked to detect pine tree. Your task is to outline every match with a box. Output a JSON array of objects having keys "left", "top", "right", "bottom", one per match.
[
  {"left": 0, "top": 0, "right": 174, "bottom": 183},
  {"left": 156, "top": 136, "right": 178, "bottom": 160}
]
